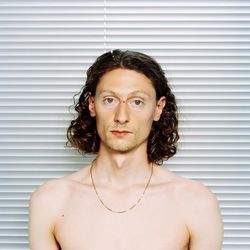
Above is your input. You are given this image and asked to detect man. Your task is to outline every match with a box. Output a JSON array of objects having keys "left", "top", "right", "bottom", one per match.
[{"left": 29, "top": 50, "right": 224, "bottom": 250}]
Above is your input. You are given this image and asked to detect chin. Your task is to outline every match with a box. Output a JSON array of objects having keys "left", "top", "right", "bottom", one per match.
[
  {"left": 107, "top": 144, "right": 134, "bottom": 153},
  {"left": 105, "top": 140, "right": 138, "bottom": 153},
  {"left": 101, "top": 134, "right": 145, "bottom": 153}
]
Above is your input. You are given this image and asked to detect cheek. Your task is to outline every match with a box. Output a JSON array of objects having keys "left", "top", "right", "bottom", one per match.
[
  {"left": 95, "top": 111, "right": 112, "bottom": 134},
  {"left": 137, "top": 107, "right": 156, "bottom": 123},
  {"left": 135, "top": 113, "right": 155, "bottom": 135}
]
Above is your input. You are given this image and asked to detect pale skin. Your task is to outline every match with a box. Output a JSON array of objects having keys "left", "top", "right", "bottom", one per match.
[{"left": 29, "top": 68, "right": 224, "bottom": 250}]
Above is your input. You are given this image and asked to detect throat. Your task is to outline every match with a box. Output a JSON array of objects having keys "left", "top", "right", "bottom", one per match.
[
  {"left": 90, "top": 160, "right": 154, "bottom": 213},
  {"left": 92, "top": 157, "right": 154, "bottom": 188}
]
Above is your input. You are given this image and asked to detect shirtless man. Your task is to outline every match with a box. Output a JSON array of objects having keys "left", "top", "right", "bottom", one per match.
[{"left": 29, "top": 50, "right": 224, "bottom": 250}]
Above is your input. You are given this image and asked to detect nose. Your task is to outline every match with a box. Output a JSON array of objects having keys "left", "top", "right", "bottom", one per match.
[{"left": 114, "top": 101, "right": 129, "bottom": 124}]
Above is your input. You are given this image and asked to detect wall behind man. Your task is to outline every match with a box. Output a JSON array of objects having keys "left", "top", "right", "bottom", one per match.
[{"left": 0, "top": 0, "right": 249, "bottom": 249}]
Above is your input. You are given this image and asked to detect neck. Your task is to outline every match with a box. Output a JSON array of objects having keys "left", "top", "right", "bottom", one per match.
[{"left": 93, "top": 150, "right": 153, "bottom": 191}]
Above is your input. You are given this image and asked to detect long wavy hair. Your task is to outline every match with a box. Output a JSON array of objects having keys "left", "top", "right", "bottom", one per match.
[{"left": 66, "top": 49, "right": 179, "bottom": 165}]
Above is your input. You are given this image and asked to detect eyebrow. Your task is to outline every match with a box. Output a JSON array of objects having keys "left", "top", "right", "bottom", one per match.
[{"left": 98, "top": 90, "right": 151, "bottom": 98}]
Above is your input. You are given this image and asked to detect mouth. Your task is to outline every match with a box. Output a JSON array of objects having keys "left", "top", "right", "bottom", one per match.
[{"left": 110, "top": 130, "right": 131, "bottom": 137}]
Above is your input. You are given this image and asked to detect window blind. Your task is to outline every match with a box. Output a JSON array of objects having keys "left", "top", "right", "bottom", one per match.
[{"left": 0, "top": 1, "right": 249, "bottom": 249}]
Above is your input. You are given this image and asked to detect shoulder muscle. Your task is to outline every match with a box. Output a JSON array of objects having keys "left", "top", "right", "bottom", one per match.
[
  {"left": 179, "top": 179, "right": 224, "bottom": 250},
  {"left": 28, "top": 179, "right": 70, "bottom": 250}
]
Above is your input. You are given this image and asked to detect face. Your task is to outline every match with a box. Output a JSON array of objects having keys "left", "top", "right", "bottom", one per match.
[{"left": 89, "top": 68, "right": 166, "bottom": 153}]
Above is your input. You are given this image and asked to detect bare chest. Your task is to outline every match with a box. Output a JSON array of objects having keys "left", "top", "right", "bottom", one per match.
[{"left": 54, "top": 189, "right": 190, "bottom": 250}]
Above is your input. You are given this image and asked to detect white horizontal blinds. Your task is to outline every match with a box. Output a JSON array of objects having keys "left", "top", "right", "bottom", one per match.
[
  {"left": 0, "top": 0, "right": 249, "bottom": 250},
  {"left": 0, "top": 1, "right": 105, "bottom": 249},
  {"left": 104, "top": 1, "right": 250, "bottom": 250}
]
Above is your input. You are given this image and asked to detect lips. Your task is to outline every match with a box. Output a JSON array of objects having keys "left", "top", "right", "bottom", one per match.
[{"left": 111, "top": 130, "right": 131, "bottom": 137}]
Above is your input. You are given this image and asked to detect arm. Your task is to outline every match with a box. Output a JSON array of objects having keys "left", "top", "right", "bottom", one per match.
[
  {"left": 28, "top": 180, "right": 61, "bottom": 250},
  {"left": 185, "top": 181, "right": 224, "bottom": 250}
]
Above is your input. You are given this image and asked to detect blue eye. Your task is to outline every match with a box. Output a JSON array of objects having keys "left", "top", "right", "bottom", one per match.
[
  {"left": 129, "top": 99, "right": 144, "bottom": 108},
  {"left": 104, "top": 97, "right": 115, "bottom": 105}
]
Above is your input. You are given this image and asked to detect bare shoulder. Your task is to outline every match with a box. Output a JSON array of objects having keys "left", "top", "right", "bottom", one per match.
[
  {"left": 175, "top": 176, "right": 218, "bottom": 204},
  {"left": 31, "top": 178, "right": 66, "bottom": 197},
  {"left": 168, "top": 174, "right": 224, "bottom": 247},
  {"left": 158, "top": 167, "right": 222, "bottom": 221},
  {"left": 169, "top": 173, "right": 221, "bottom": 214},
  {"left": 156, "top": 166, "right": 217, "bottom": 201},
  {"left": 29, "top": 178, "right": 73, "bottom": 213},
  {"left": 166, "top": 171, "right": 224, "bottom": 243},
  {"left": 179, "top": 177, "right": 222, "bottom": 217},
  {"left": 29, "top": 165, "right": 91, "bottom": 206}
]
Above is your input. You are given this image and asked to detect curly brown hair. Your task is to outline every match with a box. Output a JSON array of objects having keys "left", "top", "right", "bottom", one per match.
[{"left": 66, "top": 49, "right": 179, "bottom": 165}]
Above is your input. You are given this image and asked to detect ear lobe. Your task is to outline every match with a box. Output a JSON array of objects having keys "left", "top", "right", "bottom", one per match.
[
  {"left": 153, "top": 97, "right": 166, "bottom": 121},
  {"left": 88, "top": 96, "right": 96, "bottom": 117}
]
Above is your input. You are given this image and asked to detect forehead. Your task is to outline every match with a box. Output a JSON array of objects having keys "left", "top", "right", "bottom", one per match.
[{"left": 96, "top": 68, "right": 156, "bottom": 96}]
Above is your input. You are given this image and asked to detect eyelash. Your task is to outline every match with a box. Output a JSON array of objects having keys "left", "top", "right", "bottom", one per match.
[
  {"left": 103, "top": 97, "right": 115, "bottom": 104},
  {"left": 133, "top": 100, "right": 143, "bottom": 106},
  {"left": 103, "top": 97, "right": 144, "bottom": 107}
]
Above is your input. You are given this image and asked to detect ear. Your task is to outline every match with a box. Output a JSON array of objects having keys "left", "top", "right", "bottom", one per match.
[
  {"left": 153, "top": 96, "right": 166, "bottom": 121},
  {"left": 88, "top": 96, "right": 96, "bottom": 117}
]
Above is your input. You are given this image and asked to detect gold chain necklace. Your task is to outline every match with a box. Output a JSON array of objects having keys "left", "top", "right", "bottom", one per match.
[{"left": 90, "top": 160, "right": 154, "bottom": 214}]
